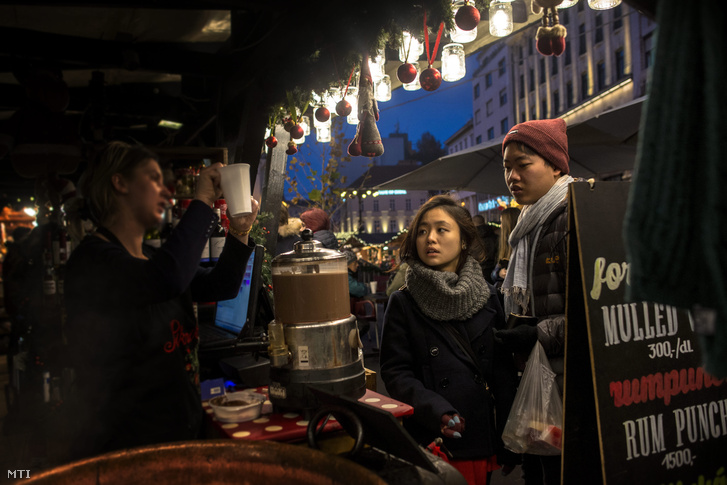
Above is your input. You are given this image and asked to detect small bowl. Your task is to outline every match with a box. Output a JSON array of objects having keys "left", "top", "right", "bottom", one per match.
[{"left": 208, "top": 391, "right": 265, "bottom": 423}]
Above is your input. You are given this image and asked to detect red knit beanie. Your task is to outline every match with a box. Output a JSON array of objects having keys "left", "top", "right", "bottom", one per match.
[
  {"left": 502, "top": 119, "right": 570, "bottom": 175},
  {"left": 300, "top": 208, "right": 330, "bottom": 232}
]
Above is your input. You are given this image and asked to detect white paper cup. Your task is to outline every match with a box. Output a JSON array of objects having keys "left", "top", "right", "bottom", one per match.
[
  {"left": 219, "top": 164, "right": 252, "bottom": 216},
  {"left": 369, "top": 281, "right": 378, "bottom": 294}
]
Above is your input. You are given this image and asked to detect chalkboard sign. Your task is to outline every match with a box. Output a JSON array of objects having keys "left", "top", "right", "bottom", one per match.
[{"left": 563, "top": 181, "right": 727, "bottom": 484}]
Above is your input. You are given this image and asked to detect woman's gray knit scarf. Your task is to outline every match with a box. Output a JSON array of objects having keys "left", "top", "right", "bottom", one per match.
[
  {"left": 405, "top": 256, "right": 490, "bottom": 321},
  {"left": 503, "top": 175, "right": 574, "bottom": 315}
]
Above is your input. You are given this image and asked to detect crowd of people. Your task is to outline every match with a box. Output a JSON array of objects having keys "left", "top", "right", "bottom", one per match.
[{"left": 0, "top": 117, "right": 571, "bottom": 484}]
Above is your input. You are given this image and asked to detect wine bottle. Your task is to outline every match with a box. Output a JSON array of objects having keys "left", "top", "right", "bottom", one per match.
[
  {"left": 209, "top": 208, "right": 226, "bottom": 263},
  {"left": 160, "top": 206, "right": 174, "bottom": 244}
]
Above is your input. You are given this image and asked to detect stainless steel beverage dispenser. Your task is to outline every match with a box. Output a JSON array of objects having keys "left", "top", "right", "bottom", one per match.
[{"left": 268, "top": 231, "right": 366, "bottom": 410}]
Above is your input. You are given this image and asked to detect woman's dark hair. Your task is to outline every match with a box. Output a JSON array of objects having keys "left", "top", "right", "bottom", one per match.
[
  {"left": 78, "top": 141, "right": 158, "bottom": 226},
  {"left": 399, "top": 195, "right": 485, "bottom": 273}
]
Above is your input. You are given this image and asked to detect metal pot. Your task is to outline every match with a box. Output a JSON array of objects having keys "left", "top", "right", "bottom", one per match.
[{"left": 22, "top": 440, "right": 386, "bottom": 484}]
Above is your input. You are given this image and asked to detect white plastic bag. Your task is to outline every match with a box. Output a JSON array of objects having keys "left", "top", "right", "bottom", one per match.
[{"left": 501, "top": 341, "right": 563, "bottom": 455}]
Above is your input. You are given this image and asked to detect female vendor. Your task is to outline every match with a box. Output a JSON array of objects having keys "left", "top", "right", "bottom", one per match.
[
  {"left": 64, "top": 141, "right": 259, "bottom": 459},
  {"left": 380, "top": 195, "right": 518, "bottom": 485}
]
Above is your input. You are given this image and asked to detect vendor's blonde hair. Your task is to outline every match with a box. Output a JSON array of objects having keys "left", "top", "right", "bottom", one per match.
[{"left": 79, "top": 141, "right": 158, "bottom": 226}]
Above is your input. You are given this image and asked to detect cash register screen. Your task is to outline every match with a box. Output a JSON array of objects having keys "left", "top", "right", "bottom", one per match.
[{"left": 212, "top": 245, "right": 260, "bottom": 336}]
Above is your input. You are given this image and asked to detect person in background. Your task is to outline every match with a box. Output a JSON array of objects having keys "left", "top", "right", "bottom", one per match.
[
  {"left": 385, "top": 260, "right": 409, "bottom": 297},
  {"left": 493, "top": 119, "right": 575, "bottom": 485},
  {"left": 343, "top": 248, "right": 368, "bottom": 298},
  {"left": 275, "top": 203, "right": 302, "bottom": 255},
  {"left": 380, "top": 195, "right": 518, "bottom": 485},
  {"left": 299, "top": 207, "right": 337, "bottom": 249},
  {"left": 63, "top": 141, "right": 259, "bottom": 460},
  {"left": 473, "top": 214, "right": 499, "bottom": 285},
  {"left": 491, "top": 207, "right": 521, "bottom": 297}
]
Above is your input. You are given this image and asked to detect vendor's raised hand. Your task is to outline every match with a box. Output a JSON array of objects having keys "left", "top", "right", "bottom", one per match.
[
  {"left": 440, "top": 413, "right": 465, "bottom": 439},
  {"left": 228, "top": 197, "right": 259, "bottom": 240},
  {"left": 194, "top": 162, "right": 224, "bottom": 207}
]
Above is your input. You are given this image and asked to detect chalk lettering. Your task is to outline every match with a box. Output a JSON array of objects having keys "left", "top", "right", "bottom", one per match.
[
  {"left": 610, "top": 368, "right": 725, "bottom": 407},
  {"left": 623, "top": 414, "right": 665, "bottom": 460},
  {"left": 673, "top": 399, "right": 727, "bottom": 447},
  {"left": 590, "top": 257, "right": 630, "bottom": 301},
  {"left": 602, "top": 303, "right": 679, "bottom": 346}
]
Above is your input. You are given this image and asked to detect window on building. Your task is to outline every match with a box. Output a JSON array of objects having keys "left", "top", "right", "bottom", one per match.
[
  {"left": 566, "top": 81, "right": 574, "bottom": 108},
  {"left": 565, "top": 41, "right": 572, "bottom": 65},
  {"left": 485, "top": 72, "right": 493, "bottom": 88},
  {"left": 464, "top": 138, "right": 468, "bottom": 149},
  {"left": 518, "top": 45, "right": 524, "bottom": 65},
  {"left": 476, "top": 135, "right": 482, "bottom": 144},
  {"left": 541, "top": 99, "right": 548, "bottom": 119},
  {"left": 595, "top": 14, "right": 603, "bottom": 43},
  {"left": 389, "top": 199, "right": 396, "bottom": 211},
  {"left": 615, "top": 49, "right": 625, "bottom": 80},
  {"left": 577, "top": 1, "right": 584, "bottom": 11},
  {"left": 487, "top": 127, "right": 495, "bottom": 140},
  {"left": 538, "top": 59, "right": 545, "bottom": 84},
  {"left": 519, "top": 74, "right": 524, "bottom": 98},
  {"left": 529, "top": 68, "right": 535, "bottom": 91},
  {"left": 530, "top": 105, "right": 536, "bottom": 120},
  {"left": 528, "top": 38, "right": 533, "bottom": 55},
  {"left": 644, "top": 33, "right": 654, "bottom": 69},
  {"left": 498, "top": 58, "right": 506, "bottom": 76},
  {"left": 579, "top": 24, "right": 587, "bottom": 55},
  {"left": 373, "top": 199, "right": 379, "bottom": 212},
  {"left": 499, "top": 88, "right": 507, "bottom": 106},
  {"left": 597, "top": 61, "right": 606, "bottom": 91},
  {"left": 553, "top": 90, "right": 560, "bottom": 115},
  {"left": 405, "top": 199, "right": 412, "bottom": 211},
  {"left": 474, "top": 83, "right": 480, "bottom": 99},
  {"left": 562, "top": 9, "right": 569, "bottom": 24},
  {"left": 486, "top": 99, "right": 493, "bottom": 116},
  {"left": 581, "top": 71, "right": 589, "bottom": 98},
  {"left": 374, "top": 220, "right": 381, "bottom": 233},
  {"left": 420, "top": 199, "right": 426, "bottom": 207},
  {"left": 552, "top": 56, "right": 558, "bottom": 75},
  {"left": 475, "top": 109, "right": 482, "bottom": 124},
  {"left": 500, "top": 117, "right": 509, "bottom": 135},
  {"left": 519, "top": 110, "right": 525, "bottom": 122},
  {"left": 612, "top": 5, "right": 623, "bottom": 30},
  {"left": 388, "top": 220, "right": 397, "bottom": 233}
]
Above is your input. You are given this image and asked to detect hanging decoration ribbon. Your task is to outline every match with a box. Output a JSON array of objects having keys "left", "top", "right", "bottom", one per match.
[{"left": 423, "top": 10, "right": 445, "bottom": 69}]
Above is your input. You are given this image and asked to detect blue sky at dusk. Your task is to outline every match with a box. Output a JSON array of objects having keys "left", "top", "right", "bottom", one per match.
[{"left": 286, "top": 55, "right": 480, "bottom": 199}]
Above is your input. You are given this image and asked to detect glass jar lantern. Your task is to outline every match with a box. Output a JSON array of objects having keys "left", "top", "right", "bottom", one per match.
[
  {"left": 402, "top": 62, "right": 422, "bottom": 91},
  {"left": 449, "top": 5, "right": 477, "bottom": 43},
  {"left": 375, "top": 75, "right": 391, "bottom": 102},
  {"left": 489, "top": 0, "right": 514, "bottom": 37},
  {"left": 442, "top": 43, "right": 466, "bottom": 82}
]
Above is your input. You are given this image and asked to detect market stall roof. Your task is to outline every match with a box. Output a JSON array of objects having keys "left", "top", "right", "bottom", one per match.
[{"left": 375, "top": 97, "right": 645, "bottom": 196}]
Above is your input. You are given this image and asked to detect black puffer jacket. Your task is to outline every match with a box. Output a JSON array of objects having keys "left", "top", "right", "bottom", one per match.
[{"left": 530, "top": 199, "right": 568, "bottom": 394}]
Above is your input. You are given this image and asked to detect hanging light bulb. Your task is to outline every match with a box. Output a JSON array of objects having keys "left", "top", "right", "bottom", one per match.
[
  {"left": 375, "top": 75, "right": 391, "bottom": 102},
  {"left": 557, "top": 0, "right": 579, "bottom": 8},
  {"left": 588, "top": 0, "right": 621, "bottom": 9},
  {"left": 346, "top": 86, "right": 359, "bottom": 124},
  {"left": 449, "top": 5, "right": 477, "bottom": 43},
  {"left": 399, "top": 31, "right": 424, "bottom": 63},
  {"left": 324, "top": 87, "right": 339, "bottom": 113},
  {"left": 489, "top": 1, "right": 513, "bottom": 37},
  {"left": 402, "top": 62, "right": 422, "bottom": 91},
  {"left": 299, "top": 115, "right": 311, "bottom": 136},
  {"left": 369, "top": 47, "right": 386, "bottom": 82},
  {"left": 441, "top": 43, "right": 466, "bottom": 82},
  {"left": 314, "top": 117, "right": 332, "bottom": 143}
]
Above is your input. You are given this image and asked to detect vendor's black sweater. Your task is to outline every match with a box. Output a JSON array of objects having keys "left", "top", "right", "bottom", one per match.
[{"left": 64, "top": 200, "right": 253, "bottom": 459}]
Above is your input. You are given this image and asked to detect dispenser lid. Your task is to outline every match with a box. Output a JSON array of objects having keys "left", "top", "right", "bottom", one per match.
[{"left": 272, "top": 229, "right": 345, "bottom": 265}]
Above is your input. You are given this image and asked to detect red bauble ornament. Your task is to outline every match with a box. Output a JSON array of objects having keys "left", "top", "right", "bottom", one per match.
[
  {"left": 283, "top": 119, "right": 295, "bottom": 132},
  {"left": 336, "top": 100, "right": 352, "bottom": 117},
  {"left": 265, "top": 136, "right": 278, "bottom": 148},
  {"left": 455, "top": 5, "right": 480, "bottom": 31},
  {"left": 286, "top": 141, "right": 297, "bottom": 155},
  {"left": 397, "top": 63, "right": 418, "bottom": 84},
  {"left": 420, "top": 68, "right": 442, "bottom": 92},
  {"left": 290, "top": 124, "right": 304, "bottom": 139},
  {"left": 315, "top": 107, "right": 330, "bottom": 123}
]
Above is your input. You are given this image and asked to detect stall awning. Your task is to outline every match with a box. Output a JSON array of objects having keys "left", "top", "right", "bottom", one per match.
[{"left": 376, "top": 97, "right": 645, "bottom": 196}]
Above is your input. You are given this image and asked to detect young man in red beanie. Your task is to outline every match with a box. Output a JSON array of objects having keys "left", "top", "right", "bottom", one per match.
[{"left": 494, "top": 118, "right": 575, "bottom": 485}]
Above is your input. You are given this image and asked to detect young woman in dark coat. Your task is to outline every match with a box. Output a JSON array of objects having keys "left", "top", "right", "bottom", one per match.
[{"left": 380, "top": 195, "right": 518, "bottom": 485}]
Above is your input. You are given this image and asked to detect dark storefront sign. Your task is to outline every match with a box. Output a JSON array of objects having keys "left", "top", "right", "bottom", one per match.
[{"left": 563, "top": 182, "right": 726, "bottom": 484}]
